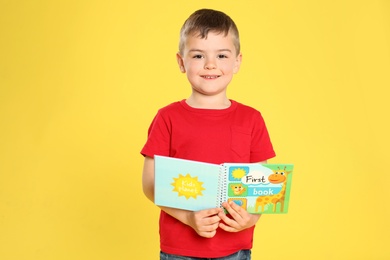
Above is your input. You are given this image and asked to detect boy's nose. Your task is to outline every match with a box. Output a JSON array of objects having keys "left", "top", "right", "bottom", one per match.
[{"left": 204, "top": 59, "right": 217, "bottom": 70}]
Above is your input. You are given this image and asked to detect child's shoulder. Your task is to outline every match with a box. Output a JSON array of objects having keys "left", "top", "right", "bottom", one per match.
[
  {"left": 233, "top": 100, "right": 262, "bottom": 114},
  {"left": 158, "top": 100, "right": 184, "bottom": 112},
  {"left": 154, "top": 100, "right": 188, "bottom": 119}
]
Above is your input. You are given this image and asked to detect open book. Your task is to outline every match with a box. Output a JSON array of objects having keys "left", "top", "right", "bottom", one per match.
[{"left": 154, "top": 155, "right": 294, "bottom": 214}]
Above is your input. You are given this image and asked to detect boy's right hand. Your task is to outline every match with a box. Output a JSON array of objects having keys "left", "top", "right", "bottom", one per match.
[
  {"left": 186, "top": 208, "right": 222, "bottom": 238},
  {"left": 160, "top": 206, "right": 222, "bottom": 238}
]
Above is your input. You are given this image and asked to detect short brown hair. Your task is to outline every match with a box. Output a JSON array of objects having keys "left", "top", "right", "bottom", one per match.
[{"left": 179, "top": 9, "right": 240, "bottom": 55}]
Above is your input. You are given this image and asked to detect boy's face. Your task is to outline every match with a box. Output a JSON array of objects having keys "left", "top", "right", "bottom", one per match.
[{"left": 177, "top": 31, "right": 242, "bottom": 98}]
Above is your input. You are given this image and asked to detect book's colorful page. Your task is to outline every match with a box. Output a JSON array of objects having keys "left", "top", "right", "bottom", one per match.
[
  {"left": 154, "top": 156, "right": 222, "bottom": 211},
  {"left": 225, "top": 163, "right": 294, "bottom": 214}
]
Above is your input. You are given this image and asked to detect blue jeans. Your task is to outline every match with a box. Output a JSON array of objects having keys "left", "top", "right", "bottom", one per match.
[{"left": 160, "top": 250, "right": 251, "bottom": 260}]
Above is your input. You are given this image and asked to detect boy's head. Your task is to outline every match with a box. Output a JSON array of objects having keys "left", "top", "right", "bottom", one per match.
[{"left": 179, "top": 9, "right": 240, "bottom": 56}]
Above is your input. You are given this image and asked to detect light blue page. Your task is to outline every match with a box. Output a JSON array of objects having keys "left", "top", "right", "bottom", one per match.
[{"left": 154, "top": 156, "right": 221, "bottom": 211}]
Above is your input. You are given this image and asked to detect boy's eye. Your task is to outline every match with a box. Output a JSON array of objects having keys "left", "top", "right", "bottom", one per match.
[
  {"left": 193, "top": 54, "right": 203, "bottom": 59},
  {"left": 218, "top": 54, "right": 228, "bottom": 59}
]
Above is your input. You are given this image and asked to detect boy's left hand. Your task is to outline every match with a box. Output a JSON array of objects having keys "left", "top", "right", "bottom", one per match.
[{"left": 218, "top": 201, "right": 261, "bottom": 232}]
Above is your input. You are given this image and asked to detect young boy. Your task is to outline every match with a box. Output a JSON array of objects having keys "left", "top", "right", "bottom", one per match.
[{"left": 141, "top": 9, "right": 275, "bottom": 260}]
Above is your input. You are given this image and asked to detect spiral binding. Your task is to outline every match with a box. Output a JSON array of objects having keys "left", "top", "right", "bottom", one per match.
[{"left": 216, "top": 166, "right": 228, "bottom": 208}]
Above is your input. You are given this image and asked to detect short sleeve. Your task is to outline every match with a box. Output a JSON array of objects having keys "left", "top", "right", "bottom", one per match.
[
  {"left": 140, "top": 110, "right": 171, "bottom": 158},
  {"left": 250, "top": 112, "right": 276, "bottom": 162}
]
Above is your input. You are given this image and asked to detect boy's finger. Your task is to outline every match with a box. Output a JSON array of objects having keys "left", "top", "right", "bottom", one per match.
[
  {"left": 229, "top": 201, "right": 244, "bottom": 214},
  {"left": 205, "top": 207, "right": 222, "bottom": 216}
]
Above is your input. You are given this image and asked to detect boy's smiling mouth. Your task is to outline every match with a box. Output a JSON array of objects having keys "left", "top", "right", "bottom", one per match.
[{"left": 201, "top": 75, "right": 221, "bottom": 79}]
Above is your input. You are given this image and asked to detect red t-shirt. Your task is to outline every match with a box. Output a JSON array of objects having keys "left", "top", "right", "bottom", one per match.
[{"left": 141, "top": 100, "right": 275, "bottom": 258}]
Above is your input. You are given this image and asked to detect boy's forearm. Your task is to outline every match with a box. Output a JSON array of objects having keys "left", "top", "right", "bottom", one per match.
[
  {"left": 142, "top": 174, "right": 155, "bottom": 202},
  {"left": 142, "top": 156, "right": 155, "bottom": 202},
  {"left": 143, "top": 185, "right": 154, "bottom": 203}
]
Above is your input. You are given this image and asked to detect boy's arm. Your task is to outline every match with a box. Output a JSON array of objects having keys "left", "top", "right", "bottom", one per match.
[
  {"left": 142, "top": 156, "right": 155, "bottom": 202},
  {"left": 142, "top": 156, "right": 222, "bottom": 238},
  {"left": 161, "top": 206, "right": 222, "bottom": 238}
]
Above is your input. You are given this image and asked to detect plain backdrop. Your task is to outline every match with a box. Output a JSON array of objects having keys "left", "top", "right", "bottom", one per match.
[{"left": 1, "top": 0, "right": 389, "bottom": 259}]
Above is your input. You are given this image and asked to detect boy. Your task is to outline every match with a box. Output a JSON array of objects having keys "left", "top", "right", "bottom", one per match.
[{"left": 141, "top": 9, "right": 275, "bottom": 260}]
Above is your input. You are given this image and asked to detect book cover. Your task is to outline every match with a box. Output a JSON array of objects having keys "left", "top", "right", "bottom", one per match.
[{"left": 154, "top": 156, "right": 294, "bottom": 214}]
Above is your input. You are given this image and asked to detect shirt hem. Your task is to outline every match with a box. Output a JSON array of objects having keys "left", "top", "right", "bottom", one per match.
[{"left": 160, "top": 246, "right": 251, "bottom": 259}]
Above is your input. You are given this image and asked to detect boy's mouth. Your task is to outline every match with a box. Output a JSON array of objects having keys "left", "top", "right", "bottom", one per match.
[{"left": 201, "top": 75, "right": 220, "bottom": 79}]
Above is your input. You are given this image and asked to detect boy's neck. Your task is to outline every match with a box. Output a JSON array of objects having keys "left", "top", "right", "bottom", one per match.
[{"left": 186, "top": 93, "right": 231, "bottom": 109}]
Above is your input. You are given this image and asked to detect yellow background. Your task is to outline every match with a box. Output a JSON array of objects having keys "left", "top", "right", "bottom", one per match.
[{"left": 1, "top": 0, "right": 389, "bottom": 259}]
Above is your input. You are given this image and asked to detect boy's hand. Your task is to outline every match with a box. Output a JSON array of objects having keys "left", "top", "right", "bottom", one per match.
[
  {"left": 187, "top": 208, "right": 222, "bottom": 238},
  {"left": 218, "top": 201, "right": 261, "bottom": 232}
]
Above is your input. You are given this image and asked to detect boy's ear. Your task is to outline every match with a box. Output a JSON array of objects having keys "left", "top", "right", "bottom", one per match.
[
  {"left": 233, "top": 53, "right": 242, "bottom": 74},
  {"left": 176, "top": 52, "right": 186, "bottom": 73}
]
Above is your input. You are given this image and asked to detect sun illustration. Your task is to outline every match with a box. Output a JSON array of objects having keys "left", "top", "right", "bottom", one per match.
[
  {"left": 231, "top": 168, "right": 247, "bottom": 179},
  {"left": 171, "top": 173, "right": 205, "bottom": 199}
]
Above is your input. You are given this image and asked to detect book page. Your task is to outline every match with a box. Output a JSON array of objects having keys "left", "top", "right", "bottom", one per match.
[
  {"left": 224, "top": 163, "right": 294, "bottom": 214},
  {"left": 154, "top": 156, "right": 222, "bottom": 211}
]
